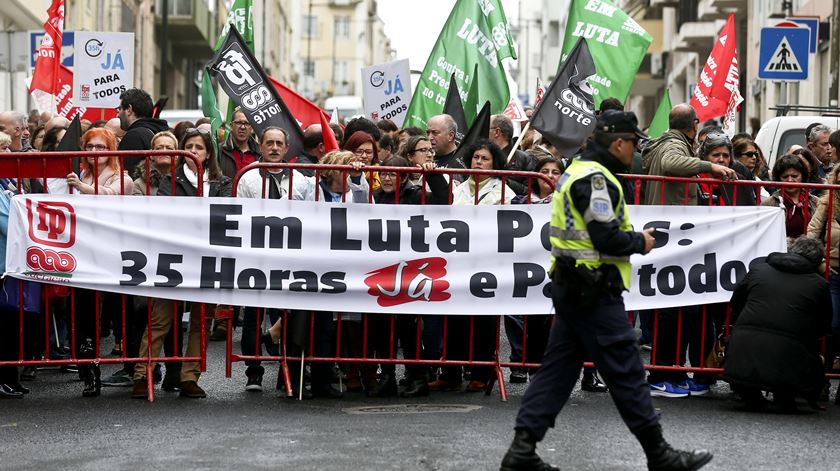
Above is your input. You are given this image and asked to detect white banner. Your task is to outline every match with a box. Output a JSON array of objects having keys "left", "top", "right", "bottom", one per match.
[
  {"left": 73, "top": 32, "right": 134, "bottom": 107},
  {"left": 361, "top": 58, "right": 411, "bottom": 127},
  {"left": 5, "top": 196, "right": 785, "bottom": 314}
]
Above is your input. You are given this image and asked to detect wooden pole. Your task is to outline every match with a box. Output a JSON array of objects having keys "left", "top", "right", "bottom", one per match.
[{"left": 506, "top": 121, "right": 531, "bottom": 164}]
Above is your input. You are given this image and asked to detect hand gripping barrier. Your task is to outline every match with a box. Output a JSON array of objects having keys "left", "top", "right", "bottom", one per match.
[{"left": 0, "top": 150, "right": 209, "bottom": 401}]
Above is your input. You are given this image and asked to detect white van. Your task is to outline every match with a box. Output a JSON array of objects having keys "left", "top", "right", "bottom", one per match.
[
  {"left": 755, "top": 115, "right": 840, "bottom": 169},
  {"left": 158, "top": 109, "right": 204, "bottom": 128},
  {"left": 323, "top": 96, "right": 363, "bottom": 122}
]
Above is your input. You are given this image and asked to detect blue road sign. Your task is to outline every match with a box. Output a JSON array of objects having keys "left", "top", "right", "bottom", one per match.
[
  {"left": 787, "top": 17, "right": 819, "bottom": 54},
  {"left": 758, "top": 26, "right": 809, "bottom": 81},
  {"left": 29, "top": 31, "right": 74, "bottom": 69}
]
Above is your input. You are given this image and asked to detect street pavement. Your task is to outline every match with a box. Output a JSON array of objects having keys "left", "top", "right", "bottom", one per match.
[{"left": 2, "top": 332, "right": 839, "bottom": 470}]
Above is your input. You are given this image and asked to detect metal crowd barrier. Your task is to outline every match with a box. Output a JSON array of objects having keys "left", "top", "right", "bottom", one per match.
[{"left": 0, "top": 151, "right": 208, "bottom": 401}]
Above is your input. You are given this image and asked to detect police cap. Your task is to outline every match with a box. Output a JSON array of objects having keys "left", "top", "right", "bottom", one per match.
[{"left": 596, "top": 110, "right": 648, "bottom": 140}]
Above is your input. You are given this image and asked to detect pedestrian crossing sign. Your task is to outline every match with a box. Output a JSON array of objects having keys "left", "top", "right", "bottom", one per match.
[{"left": 758, "top": 26, "right": 809, "bottom": 81}]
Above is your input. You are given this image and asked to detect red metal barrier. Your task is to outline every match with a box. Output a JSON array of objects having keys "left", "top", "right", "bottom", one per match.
[
  {"left": 0, "top": 150, "right": 211, "bottom": 401},
  {"left": 227, "top": 162, "right": 555, "bottom": 401}
]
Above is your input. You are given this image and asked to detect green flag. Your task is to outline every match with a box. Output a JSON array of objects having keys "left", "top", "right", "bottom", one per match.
[
  {"left": 561, "top": 0, "right": 652, "bottom": 105},
  {"left": 201, "top": 67, "right": 223, "bottom": 156},
  {"left": 215, "top": 0, "right": 254, "bottom": 52},
  {"left": 404, "top": 0, "right": 516, "bottom": 129},
  {"left": 647, "top": 89, "right": 671, "bottom": 140}
]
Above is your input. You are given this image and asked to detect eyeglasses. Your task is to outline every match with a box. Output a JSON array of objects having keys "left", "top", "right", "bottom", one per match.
[
  {"left": 84, "top": 144, "right": 109, "bottom": 151},
  {"left": 413, "top": 147, "right": 435, "bottom": 155},
  {"left": 353, "top": 149, "right": 374, "bottom": 157},
  {"left": 380, "top": 172, "right": 398, "bottom": 180},
  {"left": 739, "top": 151, "right": 759, "bottom": 158},
  {"left": 232, "top": 120, "right": 251, "bottom": 128}
]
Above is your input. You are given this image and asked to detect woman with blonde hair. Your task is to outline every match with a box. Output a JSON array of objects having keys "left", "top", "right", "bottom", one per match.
[{"left": 66, "top": 127, "right": 134, "bottom": 195}]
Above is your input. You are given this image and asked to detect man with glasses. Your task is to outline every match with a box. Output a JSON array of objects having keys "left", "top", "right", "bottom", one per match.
[
  {"left": 220, "top": 108, "right": 261, "bottom": 178},
  {"left": 116, "top": 88, "right": 169, "bottom": 173}
]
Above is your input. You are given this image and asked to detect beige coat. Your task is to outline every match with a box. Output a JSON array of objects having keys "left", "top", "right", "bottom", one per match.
[
  {"left": 806, "top": 165, "right": 840, "bottom": 268},
  {"left": 641, "top": 129, "right": 713, "bottom": 205}
]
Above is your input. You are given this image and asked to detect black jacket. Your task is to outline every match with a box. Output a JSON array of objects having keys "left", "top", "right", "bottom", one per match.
[
  {"left": 219, "top": 134, "right": 261, "bottom": 179},
  {"left": 118, "top": 117, "right": 170, "bottom": 172},
  {"left": 157, "top": 166, "right": 232, "bottom": 198},
  {"left": 503, "top": 143, "right": 538, "bottom": 196},
  {"left": 372, "top": 173, "right": 449, "bottom": 205},
  {"left": 724, "top": 252, "right": 831, "bottom": 396}
]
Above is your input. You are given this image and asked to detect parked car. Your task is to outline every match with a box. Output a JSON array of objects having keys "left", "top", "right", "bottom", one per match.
[{"left": 158, "top": 109, "right": 204, "bottom": 128}]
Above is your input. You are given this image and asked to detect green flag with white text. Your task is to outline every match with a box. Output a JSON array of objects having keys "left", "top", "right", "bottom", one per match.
[
  {"left": 201, "top": 66, "right": 223, "bottom": 156},
  {"left": 647, "top": 89, "right": 671, "bottom": 140},
  {"left": 215, "top": 0, "right": 254, "bottom": 52},
  {"left": 561, "top": 0, "right": 651, "bottom": 105},
  {"left": 405, "top": 0, "right": 516, "bottom": 129}
]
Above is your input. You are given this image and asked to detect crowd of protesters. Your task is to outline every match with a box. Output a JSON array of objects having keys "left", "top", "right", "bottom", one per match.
[{"left": 0, "top": 87, "right": 838, "bottom": 411}]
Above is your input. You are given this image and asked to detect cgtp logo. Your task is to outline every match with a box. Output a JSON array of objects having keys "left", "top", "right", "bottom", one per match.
[
  {"left": 26, "top": 199, "right": 76, "bottom": 248},
  {"left": 364, "top": 257, "right": 451, "bottom": 307},
  {"left": 26, "top": 246, "right": 76, "bottom": 274}
]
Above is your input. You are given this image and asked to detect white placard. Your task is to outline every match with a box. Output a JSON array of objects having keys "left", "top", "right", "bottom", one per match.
[
  {"left": 73, "top": 31, "right": 134, "bottom": 107},
  {"left": 6, "top": 196, "right": 785, "bottom": 314},
  {"left": 361, "top": 58, "right": 412, "bottom": 127}
]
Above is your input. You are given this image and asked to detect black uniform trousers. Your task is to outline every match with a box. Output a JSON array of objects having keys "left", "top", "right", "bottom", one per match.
[{"left": 515, "top": 281, "right": 659, "bottom": 440}]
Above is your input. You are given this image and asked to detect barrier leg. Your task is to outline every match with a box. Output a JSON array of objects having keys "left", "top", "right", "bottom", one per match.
[{"left": 146, "top": 363, "right": 154, "bottom": 402}]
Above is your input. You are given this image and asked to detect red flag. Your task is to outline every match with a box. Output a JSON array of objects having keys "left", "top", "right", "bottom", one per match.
[
  {"left": 30, "top": 0, "right": 65, "bottom": 96},
  {"left": 268, "top": 76, "right": 332, "bottom": 129},
  {"left": 690, "top": 13, "right": 740, "bottom": 122},
  {"left": 319, "top": 109, "right": 338, "bottom": 152}
]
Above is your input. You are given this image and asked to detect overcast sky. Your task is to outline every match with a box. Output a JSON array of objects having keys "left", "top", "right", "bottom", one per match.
[{"left": 378, "top": 0, "right": 520, "bottom": 71}]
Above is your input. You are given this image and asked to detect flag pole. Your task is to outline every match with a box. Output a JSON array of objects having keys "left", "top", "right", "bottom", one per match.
[{"left": 505, "top": 121, "right": 530, "bottom": 164}]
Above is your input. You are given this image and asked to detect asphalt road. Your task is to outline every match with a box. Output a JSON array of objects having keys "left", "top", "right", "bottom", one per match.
[{"left": 2, "top": 335, "right": 839, "bottom": 470}]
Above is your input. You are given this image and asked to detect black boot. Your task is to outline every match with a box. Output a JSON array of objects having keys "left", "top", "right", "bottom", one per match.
[
  {"left": 637, "top": 424, "right": 713, "bottom": 471},
  {"left": 401, "top": 378, "right": 430, "bottom": 398},
  {"left": 500, "top": 429, "right": 559, "bottom": 471},
  {"left": 79, "top": 338, "right": 101, "bottom": 398},
  {"left": 366, "top": 373, "right": 397, "bottom": 397},
  {"left": 581, "top": 370, "right": 608, "bottom": 393}
]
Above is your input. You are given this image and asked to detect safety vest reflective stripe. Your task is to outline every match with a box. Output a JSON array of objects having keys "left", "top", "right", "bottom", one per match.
[
  {"left": 549, "top": 226, "right": 589, "bottom": 240},
  {"left": 551, "top": 247, "right": 631, "bottom": 262}
]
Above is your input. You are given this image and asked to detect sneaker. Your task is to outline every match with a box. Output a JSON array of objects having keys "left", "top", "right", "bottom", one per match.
[
  {"left": 101, "top": 370, "right": 133, "bottom": 387},
  {"left": 677, "top": 379, "right": 709, "bottom": 396},
  {"left": 649, "top": 381, "right": 689, "bottom": 398},
  {"left": 246, "top": 373, "right": 263, "bottom": 392}
]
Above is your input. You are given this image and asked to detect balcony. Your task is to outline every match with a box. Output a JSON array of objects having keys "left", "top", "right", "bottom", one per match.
[
  {"left": 674, "top": 21, "right": 718, "bottom": 53},
  {"left": 155, "top": 0, "right": 214, "bottom": 52},
  {"left": 698, "top": 0, "right": 728, "bottom": 21},
  {"left": 708, "top": 0, "right": 747, "bottom": 11}
]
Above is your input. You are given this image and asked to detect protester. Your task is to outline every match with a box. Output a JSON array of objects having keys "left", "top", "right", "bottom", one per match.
[
  {"left": 426, "top": 114, "right": 466, "bottom": 173},
  {"left": 398, "top": 135, "right": 436, "bottom": 186},
  {"left": 116, "top": 88, "right": 170, "bottom": 172},
  {"left": 806, "top": 124, "right": 833, "bottom": 179},
  {"left": 133, "top": 131, "right": 178, "bottom": 196},
  {"left": 489, "top": 114, "right": 536, "bottom": 195},
  {"left": 0, "top": 111, "right": 33, "bottom": 151},
  {"left": 762, "top": 155, "right": 817, "bottom": 246},
  {"left": 724, "top": 236, "right": 831, "bottom": 411},
  {"left": 343, "top": 130, "right": 380, "bottom": 191},
  {"left": 219, "top": 108, "right": 260, "bottom": 178},
  {"left": 30, "top": 125, "right": 46, "bottom": 151},
  {"left": 66, "top": 128, "right": 134, "bottom": 195}
]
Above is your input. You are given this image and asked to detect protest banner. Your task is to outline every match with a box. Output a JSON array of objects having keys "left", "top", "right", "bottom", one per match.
[
  {"left": 362, "top": 58, "right": 412, "bottom": 127},
  {"left": 73, "top": 31, "right": 134, "bottom": 107},
  {"left": 7, "top": 196, "right": 785, "bottom": 314}
]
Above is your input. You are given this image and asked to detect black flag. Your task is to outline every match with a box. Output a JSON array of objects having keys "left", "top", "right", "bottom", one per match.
[
  {"left": 208, "top": 27, "right": 304, "bottom": 160},
  {"left": 529, "top": 38, "right": 597, "bottom": 157},
  {"left": 58, "top": 114, "right": 83, "bottom": 175},
  {"left": 442, "top": 73, "right": 467, "bottom": 144},
  {"left": 453, "top": 101, "right": 491, "bottom": 168}
]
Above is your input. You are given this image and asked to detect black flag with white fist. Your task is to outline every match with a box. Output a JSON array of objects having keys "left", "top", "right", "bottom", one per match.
[{"left": 529, "top": 38, "right": 597, "bottom": 157}]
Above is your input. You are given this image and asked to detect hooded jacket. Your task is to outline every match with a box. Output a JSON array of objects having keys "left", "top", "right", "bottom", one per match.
[
  {"left": 118, "top": 117, "right": 170, "bottom": 172},
  {"left": 641, "top": 129, "right": 712, "bottom": 205},
  {"left": 724, "top": 252, "right": 831, "bottom": 397}
]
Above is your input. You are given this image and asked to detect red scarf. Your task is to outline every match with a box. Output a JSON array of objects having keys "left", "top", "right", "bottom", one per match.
[{"left": 781, "top": 191, "right": 810, "bottom": 238}]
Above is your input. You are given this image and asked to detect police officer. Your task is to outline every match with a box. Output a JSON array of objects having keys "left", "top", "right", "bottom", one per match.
[{"left": 500, "top": 111, "right": 713, "bottom": 471}]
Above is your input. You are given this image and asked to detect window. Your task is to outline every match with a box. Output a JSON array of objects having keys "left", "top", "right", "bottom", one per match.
[
  {"left": 334, "top": 60, "right": 348, "bottom": 83},
  {"left": 548, "top": 20, "right": 559, "bottom": 47},
  {"left": 303, "top": 15, "right": 318, "bottom": 38},
  {"left": 335, "top": 16, "right": 351, "bottom": 39},
  {"left": 304, "top": 60, "right": 316, "bottom": 78}
]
